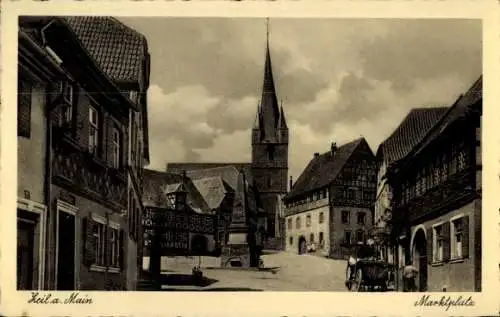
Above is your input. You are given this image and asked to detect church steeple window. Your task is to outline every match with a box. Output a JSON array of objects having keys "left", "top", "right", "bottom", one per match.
[{"left": 268, "top": 145, "right": 275, "bottom": 161}]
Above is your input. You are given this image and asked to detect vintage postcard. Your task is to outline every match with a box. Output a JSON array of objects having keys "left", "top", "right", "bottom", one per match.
[{"left": 1, "top": 0, "right": 499, "bottom": 316}]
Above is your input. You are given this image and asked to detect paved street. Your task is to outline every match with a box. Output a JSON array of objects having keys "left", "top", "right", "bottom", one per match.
[{"left": 143, "top": 252, "right": 349, "bottom": 291}]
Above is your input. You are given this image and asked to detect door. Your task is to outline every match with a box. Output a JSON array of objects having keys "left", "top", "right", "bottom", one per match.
[
  {"left": 57, "top": 211, "right": 75, "bottom": 290},
  {"left": 17, "top": 219, "right": 35, "bottom": 290}
]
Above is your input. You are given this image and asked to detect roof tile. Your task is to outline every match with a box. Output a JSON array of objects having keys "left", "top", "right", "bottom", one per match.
[
  {"left": 63, "top": 16, "right": 146, "bottom": 83},
  {"left": 378, "top": 107, "right": 449, "bottom": 164},
  {"left": 285, "top": 138, "right": 365, "bottom": 200}
]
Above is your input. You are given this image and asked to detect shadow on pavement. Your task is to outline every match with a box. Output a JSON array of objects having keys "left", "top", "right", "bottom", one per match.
[
  {"left": 162, "top": 287, "right": 263, "bottom": 291},
  {"left": 160, "top": 274, "right": 219, "bottom": 287}
]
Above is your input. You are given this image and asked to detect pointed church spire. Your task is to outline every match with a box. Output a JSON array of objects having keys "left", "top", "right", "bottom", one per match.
[
  {"left": 278, "top": 101, "right": 287, "bottom": 129},
  {"left": 260, "top": 17, "right": 280, "bottom": 141}
]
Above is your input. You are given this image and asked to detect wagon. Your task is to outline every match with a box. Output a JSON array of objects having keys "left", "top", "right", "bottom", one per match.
[{"left": 345, "top": 258, "right": 394, "bottom": 292}]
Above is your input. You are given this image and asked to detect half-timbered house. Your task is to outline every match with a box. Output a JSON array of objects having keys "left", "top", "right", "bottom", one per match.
[
  {"left": 283, "top": 138, "right": 378, "bottom": 259},
  {"left": 389, "top": 76, "right": 482, "bottom": 292},
  {"left": 18, "top": 16, "right": 149, "bottom": 290}
]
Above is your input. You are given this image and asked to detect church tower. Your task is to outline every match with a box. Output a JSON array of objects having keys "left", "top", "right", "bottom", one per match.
[{"left": 251, "top": 18, "right": 289, "bottom": 243}]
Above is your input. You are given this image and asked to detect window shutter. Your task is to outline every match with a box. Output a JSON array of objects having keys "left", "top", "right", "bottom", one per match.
[
  {"left": 427, "top": 227, "right": 433, "bottom": 262},
  {"left": 442, "top": 222, "right": 451, "bottom": 261},
  {"left": 76, "top": 96, "right": 90, "bottom": 148},
  {"left": 119, "top": 229, "right": 125, "bottom": 271},
  {"left": 18, "top": 80, "right": 32, "bottom": 137},
  {"left": 106, "top": 118, "right": 115, "bottom": 167},
  {"left": 105, "top": 226, "right": 112, "bottom": 267},
  {"left": 462, "top": 215, "right": 470, "bottom": 259},
  {"left": 83, "top": 215, "right": 96, "bottom": 266}
]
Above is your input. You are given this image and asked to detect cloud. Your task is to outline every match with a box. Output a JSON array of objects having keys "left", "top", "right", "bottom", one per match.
[{"left": 131, "top": 18, "right": 481, "bottom": 179}]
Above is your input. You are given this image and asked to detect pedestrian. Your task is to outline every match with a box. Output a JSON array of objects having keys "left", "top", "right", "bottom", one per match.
[{"left": 403, "top": 264, "right": 418, "bottom": 292}]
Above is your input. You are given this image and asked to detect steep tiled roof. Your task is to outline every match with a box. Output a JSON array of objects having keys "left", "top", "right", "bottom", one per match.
[
  {"left": 142, "top": 169, "right": 210, "bottom": 213},
  {"left": 166, "top": 163, "right": 253, "bottom": 186},
  {"left": 63, "top": 16, "right": 147, "bottom": 83},
  {"left": 284, "top": 138, "right": 365, "bottom": 200},
  {"left": 413, "top": 76, "right": 482, "bottom": 156},
  {"left": 192, "top": 177, "right": 231, "bottom": 210},
  {"left": 377, "top": 107, "right": 449, "bottom": 164}
]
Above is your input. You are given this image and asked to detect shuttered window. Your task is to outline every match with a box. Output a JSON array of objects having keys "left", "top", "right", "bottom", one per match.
[
  {"left": 433, "top": 225, "right": 444, "bottom": 262},
  {"left": 451, "top": 216, "right": 469, "bottom": 260},
  {"left": 18, "top": 79, "right": 32, "bottom": 137},
  {"left": 93, "top": 221, "right": 106, "bottom": 266}
]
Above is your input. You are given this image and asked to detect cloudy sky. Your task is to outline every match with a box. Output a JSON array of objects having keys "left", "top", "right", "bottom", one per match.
[{"left": 119, "top": 17, "right": 481, "bottom": 179}]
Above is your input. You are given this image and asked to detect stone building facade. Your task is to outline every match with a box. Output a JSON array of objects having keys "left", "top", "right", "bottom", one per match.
[{"left": 283, "top": 138, "right": 378, "bottom": 260}]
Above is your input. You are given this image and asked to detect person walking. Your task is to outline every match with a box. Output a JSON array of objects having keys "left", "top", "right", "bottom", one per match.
[{"left": 403, "top": 264, "right": 418, "bottom": 292}]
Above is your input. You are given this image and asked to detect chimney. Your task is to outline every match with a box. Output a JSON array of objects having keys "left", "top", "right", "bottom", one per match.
[
  {"left": 314, "top": 152, "right": 320, "bottom": 158},
  {"left": 289, "top": 176, "right": 293, "bottom": 191},
  {"left": 331, "top": 142, "right": 337, "bottom": 155}
]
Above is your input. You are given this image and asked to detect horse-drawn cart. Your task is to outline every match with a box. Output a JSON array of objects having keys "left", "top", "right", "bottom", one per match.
[{"left": 345, "top": 258, "right": 395, "bottom": 292}]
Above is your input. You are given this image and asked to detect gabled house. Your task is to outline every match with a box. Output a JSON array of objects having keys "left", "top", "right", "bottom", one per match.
[
  {"left": 283, "top": 138, "right": 378, "bottom": 259},
  {"left": 18, "top": 16, "right": 149, "bottom": 290},
  {"left": 17, "top": 23, "right": 69, "bottom": 290},
  {"left": 389, "top": 76, "right": 482, "bottom": 292},
  {"left": 374, "top": 107, "right": 448, "bottom": 264}
]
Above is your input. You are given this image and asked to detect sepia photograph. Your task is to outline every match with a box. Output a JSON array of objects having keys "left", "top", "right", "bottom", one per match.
[
  {"left": 2, "top": 1, "right": 499, "bottom": 316},
  {"left": 15, "top": 14, "right": 483, "bottom": 292}
]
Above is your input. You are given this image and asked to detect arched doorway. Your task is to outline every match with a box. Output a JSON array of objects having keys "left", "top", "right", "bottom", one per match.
[
  {"left": 412, "top": 229, "right": 428, "bottom": 292},
  {"left": 191, "top": 235, "right": 208, "bottom": 254},
  {"left": 298, "top": 236, "right": 307, "bottom": 254}
]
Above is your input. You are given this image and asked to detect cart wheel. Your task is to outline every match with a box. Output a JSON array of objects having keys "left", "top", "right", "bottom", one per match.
[
  {"left": 345, "top": 266, "right": 352, "bottom": 291},
  {"left": 351, "top": 268, "right": 363, "bottom": 292}
]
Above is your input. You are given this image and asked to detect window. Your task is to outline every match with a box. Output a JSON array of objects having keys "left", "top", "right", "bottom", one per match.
[
  {"left": 295, "top": 217, "right": 301, "bottom": 229},
  {"left": 93, "top": 222, "right": 106, "bottom": 266},
  {"left": 357, "top": 212, "right": 366, "bottom": 225},
  {"left": 110, "top": 228, "right": 120, "bottom": 267},
  {"left": 356, "top": 230, "right": 364, "bottom": 243},
  {"left": 347, "top": 189, "right": 355, "bottom": 200},
  {"left": 287, "top": 218, "right": 292, "bottom": 229},
  {"left": 441, "top": 154, "right": 448, "bottom": 181},
  {"left": 306, "top": 214, "right": 311, "bottom": 227},
  {"left": 89, "top": 106, "right": 99, "bottom": 155},
  {"left": 319, "top": 232, "right": 324, "bottom": 247},
  {"left": 344, "top": 231, "right": 351, "bottom": 245},
  {"left": 18, "top": 79, "right": 32, "bottom": 137},
  {"left": 61, "top": 104, "right": 73, "bottom": 127},
  {"left": 112, "top": 127, "right": 121, "bottom": 169},
  {"left": 319, "top": 212, "right": 324, "bottom": 224},
  {"left": 63, "top": 83, "right": 74, "bottom": 105},
  {"left": 433, "top": 225, "right": 444, "bottom": 262},
  {"left": 289, "top": 236, "right": 293, "bottom": 245},
  {"left": 458, "top": 149, "right": 468, "bottom": 171},
  {"left": 341, "top": 210, "right": 350, "bottom": 224},
  {"left": 267, "top": 145, "right": 275, "bottom": 161},
  {"left": 129, "top": 91, "right": 138, "bottom": 104},
  {"left": 310, "top": 233, "right": 314, "bottom": 243},
  {"left": 451, "top": 217, "right": 469, "bottom": 260}
]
